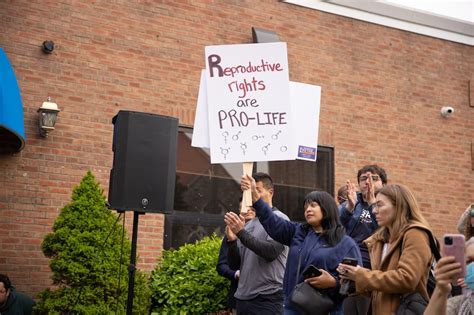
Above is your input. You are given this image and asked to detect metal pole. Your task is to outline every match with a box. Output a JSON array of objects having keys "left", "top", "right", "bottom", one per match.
[{"left": 126, "top": 211, "right": 140, "bottom": 315}]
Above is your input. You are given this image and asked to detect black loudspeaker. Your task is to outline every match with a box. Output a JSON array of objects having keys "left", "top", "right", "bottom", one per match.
[{"left": 108, "top": 110, "right": 178, "bottom": 213}]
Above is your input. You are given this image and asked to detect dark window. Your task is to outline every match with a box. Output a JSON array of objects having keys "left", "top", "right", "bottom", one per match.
[{"left": 164, "top": 127, "right": 334, "bottom": 249}]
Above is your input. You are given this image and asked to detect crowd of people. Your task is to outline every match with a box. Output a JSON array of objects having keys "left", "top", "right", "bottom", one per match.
[
  {"left": 217, "top": 165, "right": 474, "bottom": 315},
  {"left": 1, "top": 165, "right": 472, "bottom": 315}
]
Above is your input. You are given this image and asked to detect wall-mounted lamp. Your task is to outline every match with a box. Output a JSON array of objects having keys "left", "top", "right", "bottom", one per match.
[{"left": 38, "top": 97, "right": 60, "bottom": 137}]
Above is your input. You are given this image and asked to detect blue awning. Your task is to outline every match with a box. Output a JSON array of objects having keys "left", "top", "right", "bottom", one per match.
[{"left": 0, "top": 47, "right": 26, "bottom": 153}]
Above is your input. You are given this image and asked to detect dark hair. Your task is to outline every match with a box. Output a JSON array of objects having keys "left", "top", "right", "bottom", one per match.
[
  {"left": 0, "top": 274, "right": 11, "bottom": 290},
  {"left": 357, "top": 164, "right": 387, "bottom": 184},
  {"left": 304, "top": 191, "right": 345, "bottom": 247},
  {"left": 337, "top": 185, "right": 347, "bottom": 197},
  {"left": 253, "top": 172, "right": 274, "bottom": 190}
]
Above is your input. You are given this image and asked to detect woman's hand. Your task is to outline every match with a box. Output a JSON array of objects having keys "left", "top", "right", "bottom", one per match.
[
  {"left": 433, "top": 256, "right": 462, "bottom": 296},
  {"left": 241, "top": 174, "right": 260, "bottom": 203},
  {"left": 338, "top": 263, "right": 362, "bottom": 281},
  {"left": 306, "top": 269, "right": 337, "bottom": 289},
  {"left": 424, "top": 256, "right": 462, "bottom": 315}
]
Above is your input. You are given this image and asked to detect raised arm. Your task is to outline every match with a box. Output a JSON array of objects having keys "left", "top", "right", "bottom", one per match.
[
  {"left": 224, "top": 211, "right": 286, "bottom": 261},
  {"left": 236, "top": 228, "right": 285, "bottom": 261},
  {"left": 241, "top": 174, "right": 298, "bottom": 245},
  {"left": 253, "top": 199, "right": 297, "bottom": 245},
  {"left": 339, "top": 201, "right": 354, "bottom": 227},
  {"left": 424, "top": 256, "right": 462, "bottom": 315},
  {"left": 338, "top": 181, "right": 357, "bottom": 228}
]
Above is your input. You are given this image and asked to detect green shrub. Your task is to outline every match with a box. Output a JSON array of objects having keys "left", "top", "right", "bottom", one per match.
[
  {"left": 35, "top": 171, "right": 152, "bottom": 314},
  {"left": 150, "top": 235, "right": 228, "bottom": 314}
]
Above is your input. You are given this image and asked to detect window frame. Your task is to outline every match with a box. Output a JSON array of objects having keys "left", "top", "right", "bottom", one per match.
[{"left": 164, "top": 126, "right": 334, "bottom": 249}]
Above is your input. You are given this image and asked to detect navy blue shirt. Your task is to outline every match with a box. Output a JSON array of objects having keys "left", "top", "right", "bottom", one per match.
[
  {"left": 339, "top": 192, "right": 378, "bottom": 268},
  {"left": 216, "top": 236, "right": 239, "bottom": 309}
]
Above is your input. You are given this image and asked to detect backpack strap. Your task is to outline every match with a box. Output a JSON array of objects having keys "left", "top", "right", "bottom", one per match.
[
  {"left": 397, "top": 228, "right": 439, "bottom": 300},
  {"left": 426, "top": 230, "right": 441, "bottom": 261},
  {"left": 399, "top": 228, "right": 440, "bottom": 261}
]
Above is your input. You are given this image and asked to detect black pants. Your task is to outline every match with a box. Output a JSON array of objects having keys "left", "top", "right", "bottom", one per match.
[
  {"left": 236, "top": 291, "right": 283, "bottom": 315},
  {"left": 343, "top": 295, "right": 371, "bottom": 315}
]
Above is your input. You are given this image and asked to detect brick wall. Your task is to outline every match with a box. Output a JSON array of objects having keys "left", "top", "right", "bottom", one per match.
[{"left": 0, "top": 0, "right": 472, "bottom": 297}]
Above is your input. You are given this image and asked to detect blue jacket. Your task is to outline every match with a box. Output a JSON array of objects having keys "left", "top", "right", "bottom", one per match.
[
  {"left": 253, "top": 198, "right": 362, "bottom": 314},
  {"left": 339, "top": 192, "right": 378, "bottom": 268}
]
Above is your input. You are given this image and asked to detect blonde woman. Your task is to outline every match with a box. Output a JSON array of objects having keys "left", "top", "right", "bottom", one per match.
[
  {"left": 339, "top": 184, "right": 433, "bottom": 315},
  {"left": 456, "top": 204, "right": 474, "bottom": 240}
]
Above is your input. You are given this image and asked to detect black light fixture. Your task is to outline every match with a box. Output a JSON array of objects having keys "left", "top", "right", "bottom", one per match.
[
  {"left": 38, "top": 97, "right": 60, "bottom": 137},
  {"left": 41, "top": 41, "right": 55, "bottom": 54}
]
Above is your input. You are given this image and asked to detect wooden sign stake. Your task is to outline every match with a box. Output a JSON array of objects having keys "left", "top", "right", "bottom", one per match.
[{"left": 240, "top": 162, "right": 254, "bottom": 213}]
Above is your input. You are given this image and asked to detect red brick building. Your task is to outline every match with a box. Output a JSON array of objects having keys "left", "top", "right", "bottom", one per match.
[{"left": 0, "top": 1, "right": 473, "bottom": 297}]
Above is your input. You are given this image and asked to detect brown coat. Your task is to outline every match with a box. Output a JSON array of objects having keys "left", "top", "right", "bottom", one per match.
[{"left": 354, "top": 224, "right": 433, "bottom": 315}]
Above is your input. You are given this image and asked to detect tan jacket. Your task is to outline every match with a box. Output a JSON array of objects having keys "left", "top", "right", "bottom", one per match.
[{"left": 354, "top": 224, "right": 433, "bottom": 315}]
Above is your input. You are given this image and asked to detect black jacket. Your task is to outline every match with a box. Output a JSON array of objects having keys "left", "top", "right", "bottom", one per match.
[{"left": 216, "top": 236, "right": 239, "bottom": 309}]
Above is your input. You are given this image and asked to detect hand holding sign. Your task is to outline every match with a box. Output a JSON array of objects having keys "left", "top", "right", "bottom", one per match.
[{"left": 240, "top": 173, "right": 260, "bottom": 205}]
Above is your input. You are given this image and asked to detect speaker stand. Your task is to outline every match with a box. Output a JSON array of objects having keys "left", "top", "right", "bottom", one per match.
[{"left": 126, "top": 211, "right": 143, "bottom": 315}]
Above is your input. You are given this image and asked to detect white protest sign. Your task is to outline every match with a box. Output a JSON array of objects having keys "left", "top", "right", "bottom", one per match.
[
  {"left": 205, "top": 42, "right": 294, "bottom": 164},
  {"left": 290, "top": 82, "right": 321, "bottom": 162},
  {"left": 191, "top": 70, "right": 209, "bottom": 148},
  {"left": 192, "top": 75, "right": 321, "bottom": 162}
]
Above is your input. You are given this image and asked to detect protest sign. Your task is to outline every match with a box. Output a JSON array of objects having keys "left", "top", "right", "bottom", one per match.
[
  {"left": 192, "top": 73, "right": 321, "bottom": 162},
  {"left": 205, "top": 42, "right": 294, "bottom": 164}
]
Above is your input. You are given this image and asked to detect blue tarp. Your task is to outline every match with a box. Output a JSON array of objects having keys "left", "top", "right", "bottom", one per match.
[{"left": 0, "top": 47, "right": 26, "bottom": 153}]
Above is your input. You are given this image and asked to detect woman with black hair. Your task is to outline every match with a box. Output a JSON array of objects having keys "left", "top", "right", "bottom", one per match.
[{"left": 239, "top": 175, "right": 362, "bottom": 315}]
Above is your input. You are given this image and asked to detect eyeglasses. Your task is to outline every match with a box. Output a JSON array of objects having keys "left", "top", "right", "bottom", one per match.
[{"left": 359, "top": 175, "right": 380, "bottom": 182}]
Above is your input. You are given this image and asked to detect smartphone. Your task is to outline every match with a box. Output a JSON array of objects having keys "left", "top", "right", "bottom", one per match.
[
  {"left": 303, "top": 265, "right": 322, "bottom": 279},
  {"left": 341, "top": 257, "right": 358, "bottom": 266},
  {"left": 442, "top": 234, "right": 466, "bottom": 280},
  {"left": 339, "top": 257, "right": 358, "bottom": 295}
]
